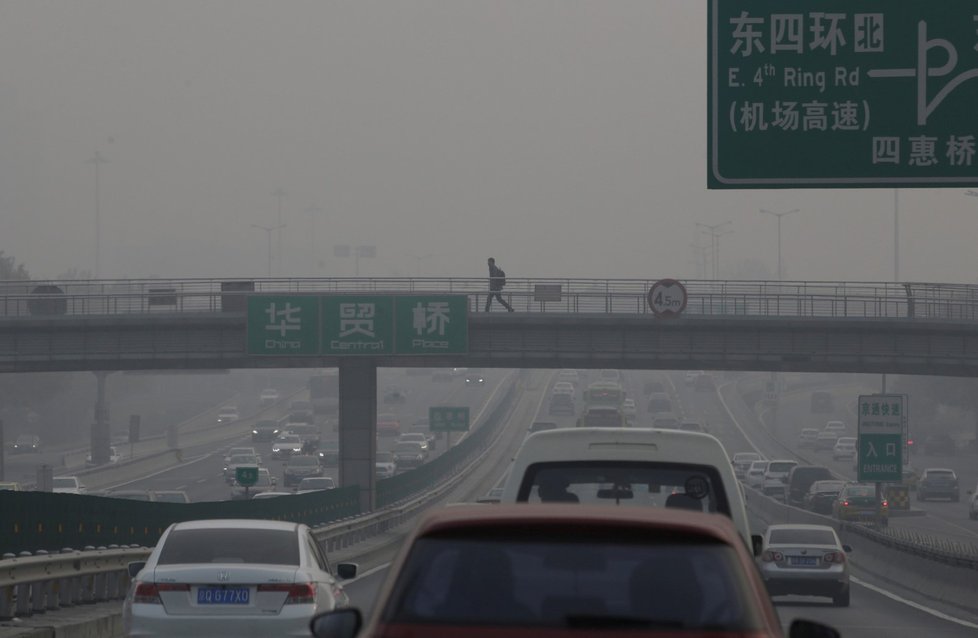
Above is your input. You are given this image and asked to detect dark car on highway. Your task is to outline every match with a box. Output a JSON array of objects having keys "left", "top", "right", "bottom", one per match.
[
  {"left": 547, "top": 393, "right": 576, "bottom": 416},
  {"left": 786, "top": 465, "right": 835, "bottom": 509},
  {"left": 917, "top": 468, "right": 960, "bottom": 502},
  {"left": 11, "top": 434, "right": 41, "bottom": 453},
  {"left": 251, "top": 419, "right": 280, "bottom": 443},
  {"left": 802, "top": 480, "right": 846, "bottom": 515}
]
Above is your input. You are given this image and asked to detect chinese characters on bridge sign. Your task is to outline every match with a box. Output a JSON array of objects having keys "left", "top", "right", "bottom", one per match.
[
  {"left": 321, "top": 296, "right": 394, "bottom": 355},
  {"left": 246, "top": 295, "right": 320, "bottom": 355},
  {"left": 246, "top": 295, "right": 468, "bottom": 356},
  {"left": 395, "top": 296, "right": 468, "bottom": 355},
  {"left": 708, "top": 1, "right": 978, "bottom": 188},
  {"left": 857, "top": 394, "right": 905, "bottom": 482}
]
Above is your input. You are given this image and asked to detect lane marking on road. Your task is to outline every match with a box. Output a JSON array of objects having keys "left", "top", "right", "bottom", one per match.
[{"left": 851, "top": 575, "right": 978, "bottom": 629}]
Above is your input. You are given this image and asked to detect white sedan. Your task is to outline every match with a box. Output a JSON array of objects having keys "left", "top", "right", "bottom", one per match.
[{"left": 123, "top": 519, "right": 357, "bottom": 637}]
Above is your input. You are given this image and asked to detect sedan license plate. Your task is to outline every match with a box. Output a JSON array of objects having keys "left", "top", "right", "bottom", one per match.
[
  {"left": 789, "top": 556, "right": 818, "bottom": 566},
  {"left": 197, "top": 587, "right": 250, "bottom": 605}
]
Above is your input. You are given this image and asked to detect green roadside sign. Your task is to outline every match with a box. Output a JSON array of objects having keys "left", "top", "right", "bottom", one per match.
[
  {"left": 394, "top": 296, "right": 468, "bottom": 355},
  {"left": 857, "top": 394, "right": 904, "bottom": 482},
  {"left": 246, "top": 296, "right": 320, "bottom": 355},
  {"left": 429, "top": 406, "right": 470, "bottom": 432},
  {"left": 235, "top": 465, "right": 259, "bottom": 487},
  {"left": 709, "top": 1, "right": 978, "bottom": 188},
  {"left": 321, "top": 296, "right": 395, "bottom": 355}
]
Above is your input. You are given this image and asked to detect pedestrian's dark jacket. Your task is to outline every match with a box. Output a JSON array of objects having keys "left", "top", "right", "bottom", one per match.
[{"left": 489, "top": 263, "right": 505, "bottom": 291}]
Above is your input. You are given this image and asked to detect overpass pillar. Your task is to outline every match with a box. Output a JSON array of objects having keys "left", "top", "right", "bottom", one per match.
[
  {"left": 90, "top": 372, "right": 112, "bottom": 466},
  {"left": 338, "top": 359, "right": 377, "bottom": 512}
]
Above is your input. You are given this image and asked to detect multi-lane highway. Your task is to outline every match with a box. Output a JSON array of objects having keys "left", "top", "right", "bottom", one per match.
[{"left": 332, "top": 369, "right": 978, "bottom": 638}]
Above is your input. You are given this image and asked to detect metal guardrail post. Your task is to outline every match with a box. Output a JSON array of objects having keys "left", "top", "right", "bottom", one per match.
[{"left": 15, "top": 581, "right": 30, "bottom": 617}]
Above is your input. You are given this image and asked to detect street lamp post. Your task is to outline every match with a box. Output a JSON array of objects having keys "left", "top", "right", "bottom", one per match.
[
  {"left": 252, "top": 223, "right": 286, "bottom": 277},
  {"left": 695, "top": 221, "right": 732, "bottom": 279},
  {"left": 759, "top": 208, "right": 800, "bottom": 281},
  {"left": 272, "top": 188, "right": 286, "bottom": 271},
  {"left": 305, "top": 205, "right": 324, "bottom": 273},
  {"left": 86, "top": 151, "right": 108, "bottom": 277}
]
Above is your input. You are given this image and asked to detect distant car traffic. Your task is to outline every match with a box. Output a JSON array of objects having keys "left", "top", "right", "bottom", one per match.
[
  {"left": 547, "top": 393, "right": 576, "bottom": 416},
  {"left": 731, "top": 452, "right": 763, "bottom": 480},
  {"left": 375, "top": 452, "right": 396, "bottom": 479},
  {"left": 297, "top": 477, "right": 336, "bottom": 493},
  {"left": 317, "top": 439, "right": 339, "bottom": 466},
  {"left": 392, "top": 442, "right": 426, "bottom": 470},
  {"left": 11, "top": 434, "right": 41, "bottom": 453},
  {"left": 86, "top": 446, "right": 122, "bottom": 467},
  {"left": 797, "top": 428, "right": 818, "bottom": 449},
  {"left": 123, "top": 519, "right": 356, "bottom": 636},
  {"left": 803, "top": 480, "right": 846, "bottom": 515},
  {"left": 259, "top": 388, "right": 280, "bottom": 405},
  {"left": 396, "top": 433, "right": 429, "bottom": 456},
  {"left": 759, "top": 524, "right": 851, "bottom": 607},
  {"left": 382, "top": 387, "right": 408, "bottom": 404},
  {"left": 252, "top": 420, "right": 280, "bottom": 442},
  {"left": 52, "top": 476, "right": 86, "bottom": 494},
  {"left": 217, "top": 406, "right": 240, "bottom": 423},
  {"left": 271, "top": 434, "right": 304, "bottom": 459},
  {"left": 813, "top": 430, "right": 839, "bottom": 452},
  {"left": 224, "top": 454, "right": 262, "bottom": 483},
  {"left": 832, "top": 437, "right": 857, "bottom": 461},
  {"left": 283, "top": 455, "right": 323, "bottom": 487},
  {"left": 465, "top": 372, "right": 485, "bottom": 385},
  {"left": 745, "top": 460, "right": 770, "bottom": 490},
  {"left": 785, "top": 466, "right": 834, "bottom": 509},
  {"left": 833, "top": 483, "right": 888, "bottom": 526},
  {"left": 917, "top": 468, "right": 960, "bottom": 501},
  {"left": 761, "top": 460, "right": 798, "bottom": 501}
]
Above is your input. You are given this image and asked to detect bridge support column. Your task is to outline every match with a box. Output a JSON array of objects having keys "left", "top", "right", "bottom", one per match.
[
  {"left": 90, "top": 372, "right": 112, "bottom": 466},
  {"left": 338, "top": 359, "right": 377, "bottom": 513}
]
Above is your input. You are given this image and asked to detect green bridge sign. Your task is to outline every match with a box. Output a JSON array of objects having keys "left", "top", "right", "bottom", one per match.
[
  {"left": 246, "top": 295, "right": 468, "bottom": 356},
  {"left": 709, "top": 0, "right": 978, "bottom": 188}
]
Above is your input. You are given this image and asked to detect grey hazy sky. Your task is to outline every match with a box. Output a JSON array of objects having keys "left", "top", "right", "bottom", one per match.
[{"left": 1, "top": 1, "right": 975, "bottom": 283}]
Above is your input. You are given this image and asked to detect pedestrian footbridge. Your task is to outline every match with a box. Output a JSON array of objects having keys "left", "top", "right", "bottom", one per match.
[{"left": 0, "top": 277, "right": 976, "bottom": 376}]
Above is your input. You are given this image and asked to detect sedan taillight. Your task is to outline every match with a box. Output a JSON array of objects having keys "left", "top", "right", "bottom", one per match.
[
  {"left": 761, "top": 550, "right": 783, "bottom": 562},
  {"left": 133, "top": 582, "right": 189, "bottom": 604},
  {"left": 823, "top": 552, "right": 847, "bottom": 564},
  {"left": 258, "top": 583, "right": 316, "bottom": 604}
]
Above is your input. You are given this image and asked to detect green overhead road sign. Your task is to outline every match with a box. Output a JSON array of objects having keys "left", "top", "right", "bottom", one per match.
[
  {"left": 235, "top": 465, "right": 259, "bottom": 487},
  {"left": 857, "top": 394, "right": 904, "bottom": 482},
  {"left": 321, "top": 296, "right": 395, "bottom": 355},
  {"left": 429, "top": 406, "right": 470, "bottom": 432},
  {"left": 247, "top": 294, "right": 468, "bottom": 356},
  {"left": 247, "top": 296, "right": 320, "bottom": 355},
  {"left": 394, "top": 296, "right": 468, "bottom": 355},
  {"left": 709, "top": 1, "right": 978, "bottom": 188}
]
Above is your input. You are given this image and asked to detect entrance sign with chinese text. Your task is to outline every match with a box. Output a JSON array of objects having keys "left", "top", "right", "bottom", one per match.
[
  {"left": 246, "top": 294, "right": 467, "bottom": 356},
  {"left": 709, "top": 1, "right": 978, "bottom": 188},
  {"left": 857, "top": 394, "right": 904, "bottom": 482}
]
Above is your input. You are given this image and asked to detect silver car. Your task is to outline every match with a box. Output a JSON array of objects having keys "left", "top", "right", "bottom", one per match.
[
  {"left": 758, "top": 524, "right": 851, "bottom": 607},
  {"left": 123, "top": 519, "right": 357, "bottom": 637}
]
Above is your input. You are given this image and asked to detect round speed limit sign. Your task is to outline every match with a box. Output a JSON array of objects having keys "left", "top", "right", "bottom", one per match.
[{"left": 647, "top": 279, "right": 688, "bottom": 318}]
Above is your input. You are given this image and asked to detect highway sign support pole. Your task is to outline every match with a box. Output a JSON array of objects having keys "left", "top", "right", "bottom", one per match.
[{"left": 338, "top": 358, "right": 377, "bottom": 512}]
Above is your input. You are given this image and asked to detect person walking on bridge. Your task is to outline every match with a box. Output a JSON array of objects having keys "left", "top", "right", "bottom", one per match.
[{"left": 485, "top": 257, "right": 514, "bottom": 312}]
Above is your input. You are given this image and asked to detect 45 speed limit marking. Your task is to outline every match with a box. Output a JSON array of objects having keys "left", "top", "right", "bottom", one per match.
[{"left": 647, "top": 279, "right": 688, "bottom": 318}]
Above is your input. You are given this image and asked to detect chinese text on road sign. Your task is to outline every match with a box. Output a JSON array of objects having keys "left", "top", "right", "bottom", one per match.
[
  {"left": 247, "top": 295, "right": 467, "bottom": 356},
  {"left": 857, "top": 394, "right": 905, "bottom": 482},
  {"left": 429, "top": 406, "right": 470, "bottom": 432},
  {"left": 709, "top": 1, "right": 978, "bottom": 188}
]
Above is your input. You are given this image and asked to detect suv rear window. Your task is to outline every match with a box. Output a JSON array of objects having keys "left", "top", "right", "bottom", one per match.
[
  {"left": 768, "top": 462, "right": 796, "bottom": 473},
  {"left": 517, "top": 461, "right": 731, "bottom": 518},
  {"left": 157, "top": 528, "right": 299, "bottom": 565}
]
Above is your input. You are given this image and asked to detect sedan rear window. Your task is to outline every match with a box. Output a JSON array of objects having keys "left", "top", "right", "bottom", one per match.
[
  {"left": 382, "top": 536, "right": 763, "bottom": 630},
  {"left": 157, "top": 528, "right": 299, "bottom": 565},
  {"left": 768, "top": 528, "right": 837, "bottom": 546}
]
